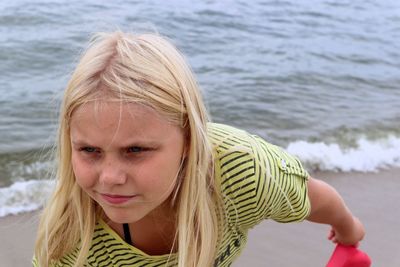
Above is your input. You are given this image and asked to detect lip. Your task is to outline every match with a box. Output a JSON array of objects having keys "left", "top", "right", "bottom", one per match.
[{"left": 100, "top": 193, "right": 136, "bottom": 205}]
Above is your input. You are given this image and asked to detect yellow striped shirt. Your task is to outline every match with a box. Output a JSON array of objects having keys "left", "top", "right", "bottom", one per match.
[{"left": 33, "top": 123, "right": 310, "bottom": 267}]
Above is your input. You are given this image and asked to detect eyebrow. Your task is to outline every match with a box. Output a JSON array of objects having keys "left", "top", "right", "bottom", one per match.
[{"left": 70, "top": 140, "right": 160, "bottom": 148}]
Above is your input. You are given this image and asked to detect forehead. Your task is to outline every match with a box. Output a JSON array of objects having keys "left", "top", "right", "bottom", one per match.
[
  {"left": 69, "top": 101, "right": 175, "bottom": 139},
  {"left": 71, "top": 101, "right": 160, "bottom": 122}
]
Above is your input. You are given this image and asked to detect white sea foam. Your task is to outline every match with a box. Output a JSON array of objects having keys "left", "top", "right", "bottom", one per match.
[
  {"left": 0, "top": 179, "right": 54, "bottom": 218},
  {"left": 287, "top": 135, "right": 400, "bottom": 172}
]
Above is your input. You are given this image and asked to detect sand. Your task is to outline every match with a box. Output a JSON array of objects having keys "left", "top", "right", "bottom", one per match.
[
  {"left": 233, "top": 168, "right": 400, "bottom": 266},
  {"left": 1, "top": 168, "right": 399, "bottom": 266},
  {"left": 0, "top": 211, "right": 39, "bottom": 266}
]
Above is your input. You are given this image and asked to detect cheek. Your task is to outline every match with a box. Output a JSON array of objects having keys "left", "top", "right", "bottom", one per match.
[
  {"left": 142, "top": 157, "right": 181, "bottom": 195},
  {"left": 132, "top": 164, "right": 171, "bottom": 197},
  {"left": 71, "top": 154, "right": 97, "bottom": 190}
]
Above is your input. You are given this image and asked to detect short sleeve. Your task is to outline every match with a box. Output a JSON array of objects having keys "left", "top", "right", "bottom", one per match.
[
  {"left": 209, "top": 123, "right": 310, "bottom": 229},
  {"left": 252, "top": 136, "right": 311, "bottom": 223}
]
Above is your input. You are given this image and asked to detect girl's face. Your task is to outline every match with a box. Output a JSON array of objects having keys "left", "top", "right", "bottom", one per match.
[{"left": 70, "top": 101, "right": 186, "bottom": 224}]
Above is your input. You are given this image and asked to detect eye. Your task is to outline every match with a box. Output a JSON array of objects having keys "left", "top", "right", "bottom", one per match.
[
  {"left": 79, "top": 147, "right": 98, "bottom": 153},
  {"left": 127, "top": 146, "right": 146, "bottom": 153}
]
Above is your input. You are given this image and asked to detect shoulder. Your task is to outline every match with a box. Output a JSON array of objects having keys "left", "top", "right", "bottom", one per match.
[
  {"left": 207, "top": 123, "right": 256, "bottom": 198},
  {"left": 207, "top": 123, "right": 253, "bottom": 150},
  {"left": 207, "top": 123, "right": 263, "bottom": 227},
  {"left": 207, "top": 122, "right": 308, "bottom": 181},
  {"left": 207, "top": 123, "right": 310, "bottom": 227}
]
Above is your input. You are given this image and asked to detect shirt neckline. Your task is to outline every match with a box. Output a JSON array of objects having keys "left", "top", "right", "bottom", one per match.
[{"left": 97, "top": 219, "right": 177, "bottom": 260}]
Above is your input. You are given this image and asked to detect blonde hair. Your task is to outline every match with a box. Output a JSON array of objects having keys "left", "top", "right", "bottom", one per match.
[{"left": 35, "top": 31, "right": 222, "bottom": 267}]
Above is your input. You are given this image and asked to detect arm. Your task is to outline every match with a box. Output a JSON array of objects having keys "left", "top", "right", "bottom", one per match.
[{"left": 306, "top": 177, "right": 365, "bottom": 245}]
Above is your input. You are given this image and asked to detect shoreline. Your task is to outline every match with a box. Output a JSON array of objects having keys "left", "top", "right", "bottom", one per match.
[{"left": 1, "top": 168, "right": 399, "bottom": 266}]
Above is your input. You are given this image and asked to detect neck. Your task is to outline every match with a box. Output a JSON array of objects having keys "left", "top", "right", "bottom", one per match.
[
  {"left": 107, "top": 205, "right": 177, "bottom": 255},
  {"left": 129, "top": 213, "right": 177, "bottom": 255}
]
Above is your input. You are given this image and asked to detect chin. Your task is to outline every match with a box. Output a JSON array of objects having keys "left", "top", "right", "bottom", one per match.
[{"left": 103, "top": 207, "right": 147, "bottom": 224}]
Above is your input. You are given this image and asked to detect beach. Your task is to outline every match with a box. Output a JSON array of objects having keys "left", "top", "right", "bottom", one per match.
[
  {"left": 1, "top": 168, "right": 399, "bottom": 267},
  {"left": 1, "top": 1, "right": 399, "bottom": 266}
]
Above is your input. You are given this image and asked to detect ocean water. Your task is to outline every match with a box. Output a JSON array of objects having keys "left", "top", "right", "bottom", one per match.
[{"left": 1, "top": 0, "right": 399, "bottom": 216}]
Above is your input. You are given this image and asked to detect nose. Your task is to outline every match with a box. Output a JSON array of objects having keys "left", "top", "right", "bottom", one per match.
[{"left": 98, "top": 156, "right": 128, "bottom": 185}]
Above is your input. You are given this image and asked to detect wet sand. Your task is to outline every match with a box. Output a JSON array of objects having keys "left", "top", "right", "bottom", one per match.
[{"left": 1, "top": 168, "right": 399, "bottom": 266}]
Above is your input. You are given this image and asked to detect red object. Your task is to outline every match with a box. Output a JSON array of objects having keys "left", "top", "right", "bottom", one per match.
[{"left": 326, "top": 244, "right": 371, "bottom": 267}]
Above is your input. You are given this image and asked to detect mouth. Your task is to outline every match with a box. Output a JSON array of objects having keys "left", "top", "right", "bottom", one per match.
[{"left": 100, "top": 193, "right": 137, "bottom": 205}]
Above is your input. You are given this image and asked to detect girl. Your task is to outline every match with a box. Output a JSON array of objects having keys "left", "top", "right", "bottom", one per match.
[{"left": 34, "top": 31, "right": 365, "bottom": 267}]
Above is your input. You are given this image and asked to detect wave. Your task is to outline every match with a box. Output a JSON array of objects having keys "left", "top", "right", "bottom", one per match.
[
  {"left": 287, "top": 135, "right": 400, "bottom": 172},
  {"left": 0, "top": 179, "right": 54, "bottom": 218}
]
